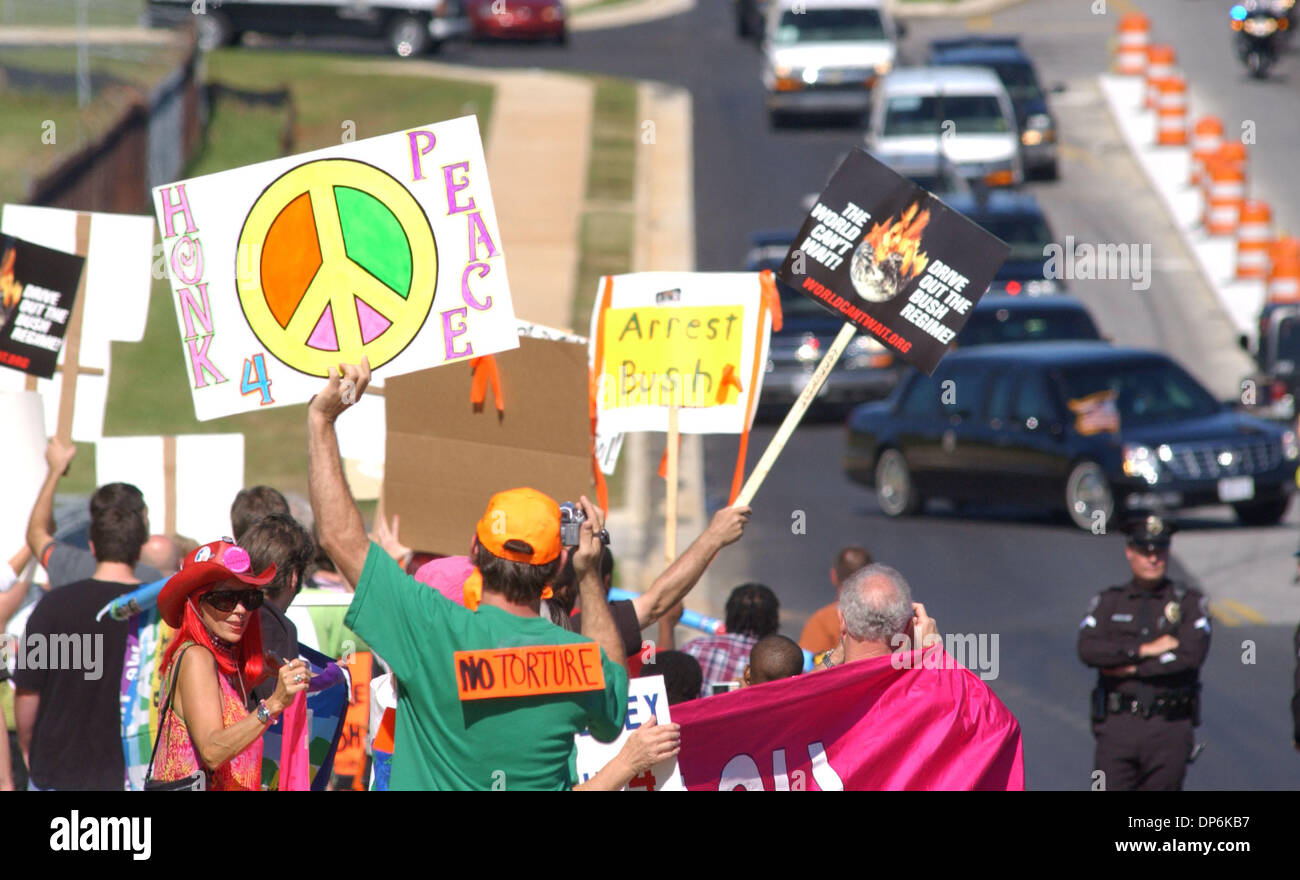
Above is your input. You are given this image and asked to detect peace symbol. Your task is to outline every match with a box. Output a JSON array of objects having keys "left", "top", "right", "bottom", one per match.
[{"left": 236, "top": 158, "right": 437, "bottom": 377}]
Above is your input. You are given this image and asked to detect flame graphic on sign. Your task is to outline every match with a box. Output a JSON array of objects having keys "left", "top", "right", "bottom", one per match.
[
  {"left": 0, "top": 246, "right": 22, "bottom": 309},
  {"left": 864, "top": 202, "right": 931, "bottom": 283}
]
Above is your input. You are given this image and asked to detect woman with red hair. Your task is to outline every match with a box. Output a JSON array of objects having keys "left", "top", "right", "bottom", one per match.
[{"left": 147, "top": 539, "right": 310, "bottom": 790}]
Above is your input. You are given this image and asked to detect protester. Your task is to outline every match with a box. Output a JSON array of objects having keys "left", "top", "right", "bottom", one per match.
[
  {"left": 556, "top": 506, "right": 751, "bottom": 666},
  {"left": 239, "top": 513, "right": 317, "bottom": 703},
  {"left": 230, "top": 485, "right": 291, "bottom": 543},
  {"left": 799, "top": 545, "right": 873, "bottom": 654},
  {"left": 573, "top": 716, "right": 682, "bottom": 791},
  {"left": 150, "top": 539, "right": 310, "bottom": 790},
  {"left": 13, "top": 498, "right": 149, "bottom": 789},
  {"left": 742, "top": 634, "right": 805, "bottom": 687},
  {"left": 26, "top": 439, "right": 161, "bottom": 587},
  {"left": 639, "top": 649, "right": 702, "bottom": 705},
  {"left": 0, "top": 545, "right": 31, "bottom": 791},
  {"left": 309, "top": 360, "right": 630, "bottom": 790},
  {"left": 140, "top": 534, "right": 185, "bottom": 577},
  {"left": 815, "top": 564, "right": 938, "bottom": 670},
  {"left": 682, "top": 583, "right": 780, "bottom": 693}
]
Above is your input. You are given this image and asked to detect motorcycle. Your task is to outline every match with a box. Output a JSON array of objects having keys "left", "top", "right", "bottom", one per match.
[{"left": 1231, "top": 4, "right": 1287, "bottom": 78}]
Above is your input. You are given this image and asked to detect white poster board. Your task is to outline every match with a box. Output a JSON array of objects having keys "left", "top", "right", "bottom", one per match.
[
  {"left": 95, "top": 434, "right": 244, "bottom": 541},
  {"left": 574, "top": 674, "right": 684, "bottom": 791},
  {"left": 0, "top": 391, "right": 48, "bottom": 557},
  {"left": 151, "top": 116, "right": 519, "bottom": 422},
  {"left": 0, "top": 206, "right": 154, "bottom": 442},
  {"left": 589, "top": 272, "right": 772, "bottom": 435}
]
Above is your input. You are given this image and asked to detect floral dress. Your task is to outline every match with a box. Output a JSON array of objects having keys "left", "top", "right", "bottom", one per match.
[{"left": 154, "top": 643, "right": 263, "bottom": 791}]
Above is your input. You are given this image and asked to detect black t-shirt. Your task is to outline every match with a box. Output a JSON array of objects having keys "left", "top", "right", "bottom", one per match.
[
  {"left": 12, "top": 578, "right": 134, "bottom": 790},
  {"left": 252, "top": 602, "right": 299, "bottom": 704},
  {"left": 571, "top": 598, "right": 642, "bottom": 660}
]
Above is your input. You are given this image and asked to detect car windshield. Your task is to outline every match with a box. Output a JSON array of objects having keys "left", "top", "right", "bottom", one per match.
[
  {"left": 956, "top": 309, "right": 1099, "bottom": 346},
  {"left": 991, "top": 63, "right": 1043, "bottom": 104},
  {"left": 972, "top": 214, "right": 1053, "bottom": 262},
  {"left": 772, "top": 9, "right": 886, "bottom": 43},
  {"left": 1056, "top": 361, "right": 1220, "bottom": 426},
  {"left": 1274, "top": 316, "right": 1300, "bottom": 364},
  {"left": 882, "top": 94, "right": 1009, "bottom": 137}
]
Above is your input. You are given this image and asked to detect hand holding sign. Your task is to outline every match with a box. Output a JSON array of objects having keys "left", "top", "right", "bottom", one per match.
[
  {"left": 45, "top": 436, "right": 76, "bottom": 476},
  {"left": 309, "top": 358, "right": 371, "bottom": 424}
]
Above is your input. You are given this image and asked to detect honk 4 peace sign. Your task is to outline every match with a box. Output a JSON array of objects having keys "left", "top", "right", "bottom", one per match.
[{"left": 152, "top": 116, "right": 519, "bottom": 422}]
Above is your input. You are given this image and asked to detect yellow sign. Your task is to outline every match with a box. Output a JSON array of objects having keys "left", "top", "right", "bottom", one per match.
[{"left": 600, "top": 305, "right": 744, "bottom": 409}]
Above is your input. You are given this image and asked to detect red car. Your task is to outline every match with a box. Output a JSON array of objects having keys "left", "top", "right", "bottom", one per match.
[{"left": 468, "top": 0, "right": 567, "bottom": 43}]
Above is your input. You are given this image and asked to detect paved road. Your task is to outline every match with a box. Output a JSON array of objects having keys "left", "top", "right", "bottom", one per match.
[{"left": 240, "top": 1, "right": 1300, "bottom": 789}]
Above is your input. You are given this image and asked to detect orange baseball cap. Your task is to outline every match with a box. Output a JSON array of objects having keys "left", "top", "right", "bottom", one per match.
[{"left": 475, "top": 488, "right": 562, "bottom": 565}]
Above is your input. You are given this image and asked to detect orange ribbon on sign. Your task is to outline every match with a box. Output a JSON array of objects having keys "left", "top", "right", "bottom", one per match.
[
  {"left": 716, "top": 363, "right": 744, "bottom": 405},
  {"left": 469, "top": 355, "right": 504, "bottom": 412},
  {"left": 759, "top": 269, "right": 784, "bottom": 333},
  {"left": 657, "top": 435, "right": 683, "bottom": 480}
]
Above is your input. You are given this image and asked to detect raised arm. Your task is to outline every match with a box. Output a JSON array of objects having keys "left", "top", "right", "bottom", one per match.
[
  {"left": 573, "top": 496, "right": 626, "bottom": 671},
  {"left": 632, "top": 505, "right": 751, "bottom": 628},
  {"left": 26, "top": 438, "right": 76, "bottom": 563},
  {"left": 307, "top": 360, "right": 373, "bottom": 588}
]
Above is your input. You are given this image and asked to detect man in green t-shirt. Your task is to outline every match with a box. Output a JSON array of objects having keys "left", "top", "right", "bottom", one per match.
[{"left": 307, "top": 359, "right": 629, "bottom": 790}]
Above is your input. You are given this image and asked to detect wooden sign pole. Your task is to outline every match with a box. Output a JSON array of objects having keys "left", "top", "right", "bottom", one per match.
[
  {"left": 162, "top": 435, "right": 178, "bottom": 536},
  {"left": 665, "top": 405, "right": 679, "bottom": 563},
  {"left": 54, "top": 212, "right": 93, "bottom": 444},
  {"left": 734, "top": 322, "right": 858, "bottom": 506}
]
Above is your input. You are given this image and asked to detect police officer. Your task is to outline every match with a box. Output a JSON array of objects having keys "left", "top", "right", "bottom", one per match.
[{"left": 1078, "top": 512, "right": 1211, "bottom": 790}]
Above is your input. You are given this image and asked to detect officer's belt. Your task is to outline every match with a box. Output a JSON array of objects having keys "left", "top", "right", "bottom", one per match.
[{"left": 1105, "top": 689, "right": 1197, "bottom": 720}]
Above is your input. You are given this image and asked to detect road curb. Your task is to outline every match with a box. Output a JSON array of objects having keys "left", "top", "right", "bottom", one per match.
[
  {"left": 893, "top": 0, "right": 1031, "bottom": 19},
  {"left": 571, "top": 0, "right": 694, "bottom": 31}
]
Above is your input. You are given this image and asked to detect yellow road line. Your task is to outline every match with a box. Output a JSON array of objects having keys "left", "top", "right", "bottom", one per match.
[
  {"left": 1215, "top": 598, "right": 1268, "bottom": 626},
  {"left": 965, "top": 14, "right": 992, "bottom": 31},
  {"left": 1210, "top": 602, "right": 1242, "bottom": 627},
  {"left": 1110, "top": 0, "right": 1140, "bottom": 15}
]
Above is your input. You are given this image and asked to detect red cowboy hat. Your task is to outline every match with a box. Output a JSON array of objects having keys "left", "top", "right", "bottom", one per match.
[{"left": 157, "top": 538, "right": 276, "bottom": 628}]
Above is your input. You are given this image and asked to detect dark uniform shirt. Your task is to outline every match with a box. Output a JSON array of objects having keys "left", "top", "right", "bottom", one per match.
[{"left": 1077, "top": 577, "right": 1211, "bottom": 698}]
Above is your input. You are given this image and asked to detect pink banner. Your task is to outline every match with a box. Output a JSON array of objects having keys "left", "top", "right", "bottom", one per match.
[
  {"left": 279, "top": 691, "right": 311, "bottom": 792},
  {"left": 671, "top": 648, "right": 1024, "bottom": 791}
]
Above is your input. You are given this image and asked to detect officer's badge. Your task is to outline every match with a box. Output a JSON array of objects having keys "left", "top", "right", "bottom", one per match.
[
  {"left": 1147, "top": 515, "right": 1164, "bottom": 535},
  {"left": 1164, "top": 600, "right": 1180, "bottom": 625}
]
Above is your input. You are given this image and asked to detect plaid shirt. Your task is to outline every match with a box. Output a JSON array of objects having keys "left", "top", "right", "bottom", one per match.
[{"left": 682, "top": 632, "right": 758, "bottom": 691}]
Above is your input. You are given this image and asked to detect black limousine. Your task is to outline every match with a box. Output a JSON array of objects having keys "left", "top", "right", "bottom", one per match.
[{"left": 844, "top": 341, "right": 1299, "bottom": 529}]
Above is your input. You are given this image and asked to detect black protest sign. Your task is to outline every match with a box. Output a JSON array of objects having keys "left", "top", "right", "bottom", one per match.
[
  {"left": 777, "top": 149, "right": 1010, "bottom": 375},
  {"left": 0, "top": 234, "right": 86, "bottom": 378}
]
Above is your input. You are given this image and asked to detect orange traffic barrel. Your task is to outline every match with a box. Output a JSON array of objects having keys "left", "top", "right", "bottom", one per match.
[
  {"left": 1189, "top": 116, "right": 1224, "bottom": 186},
  {"left": 1236, "top": 201, "right": 1272, "bottom": 280},
  {"left": 1268, "top": 237, "right": 1300, "bottom": 302},
  {"left": 1205, "top": 156, "right": 1247, "bottom": 237},
  {"left": 1145, "top": 45, "right": 1176, "bottom": 109},
  {"left": 1155, "top": 76, "right": 1187, "bottom": 146},
  {"left": 1201, "top": 142, "right": 1247, "bottom": 230},
  {"left": 1115, "top": 13, "right": 1150, "bottom": 76}
]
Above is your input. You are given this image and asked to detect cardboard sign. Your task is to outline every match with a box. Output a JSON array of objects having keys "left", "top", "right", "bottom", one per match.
[
  {"left": 0, "top": 206, "right": 153, "bottom": 441},
  {"left": 0, "top": 392, "right": 49, "bottom": 572},
  {"left": 573, "top": 674, "right": 684, "bottom": 790},
  {"left": 151, "top": 116, "right": 519, "bottom": 422},
  {"left": 589, "top": 272, "right": 772, "bottom": 434},
  {"left": 0, "top": 233, "right": 85, "bottom": 378},
  {"left": 454, "top": 642, "right": 605, "bottom": 701},
  {"left": 383, "top": 335, "right": 594, "bottom": 556},
  {"left": 778, "top": 149, "right": 1010, "bottom": 375},
  {"left": 95, "top": 434, "right": 244, "bottom": 540}
]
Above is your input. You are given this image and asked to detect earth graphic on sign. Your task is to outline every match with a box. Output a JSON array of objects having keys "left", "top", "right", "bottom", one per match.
[{"left": 849, "top": 202, "right": 931, "bottom": 304}]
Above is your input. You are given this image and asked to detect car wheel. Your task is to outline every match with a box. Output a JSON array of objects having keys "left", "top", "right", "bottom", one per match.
[
  {"left": 195, "top": 11, "right": 235, "bottom": 51},
  {"left": 554, "top": 26, "right": 568, "bottom": 46},
  {"left": 768, "top": 109, "right": 788, "bottom": 129},
  {"left": 1064, "top": 460, "right": 1113, "bottom": 531},
  {"left": 1233, "top": 495, "right": 1290, "bottom": 526},
  {"left": 389, "top": 14, "right": 432, "bottom": 57},
  {"left": 875, "top": 449, "right": 922, "bottom": 517}
]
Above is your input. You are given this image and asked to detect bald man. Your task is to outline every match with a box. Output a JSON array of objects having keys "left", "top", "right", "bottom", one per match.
[
  {"left": 799, "top": 545, "right": 873, "bottom": 655},
  {"left": 742, "top": 634, "right": 805, "bottom": 687}
]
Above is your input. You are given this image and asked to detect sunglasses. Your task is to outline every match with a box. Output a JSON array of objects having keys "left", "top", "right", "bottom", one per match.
[{"left": 201, "top": 588, "right": 265, "bottom": 613}]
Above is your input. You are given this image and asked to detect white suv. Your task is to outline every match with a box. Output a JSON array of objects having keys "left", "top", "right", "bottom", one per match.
[
  {"left": 864, "top": 66, "right": 1023, "bottom": 187},
  {"left": 762, "top": 0, "right": 903, "bottom": 127}
]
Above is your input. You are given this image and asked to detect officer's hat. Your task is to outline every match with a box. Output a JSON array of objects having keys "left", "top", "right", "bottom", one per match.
[{"left": 1120, "top": 511, "right": 1177, "bottom": 551}]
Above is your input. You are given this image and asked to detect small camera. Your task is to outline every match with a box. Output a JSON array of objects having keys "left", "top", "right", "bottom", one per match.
[{"left": 560, "top": 502, "right": 610, "bottom": 547}]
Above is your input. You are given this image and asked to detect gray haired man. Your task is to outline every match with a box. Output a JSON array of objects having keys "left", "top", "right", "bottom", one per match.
[{"left": 816, "top": 563, "right": 939, "bottom": 668}]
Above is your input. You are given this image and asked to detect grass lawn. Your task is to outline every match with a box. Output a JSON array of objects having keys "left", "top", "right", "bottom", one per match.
[
  {"left": 101, "top": 51, "right": 496, "bottom": 501},
  {"left": 0, "top": 0, "right": 144, "bottom": 27}
]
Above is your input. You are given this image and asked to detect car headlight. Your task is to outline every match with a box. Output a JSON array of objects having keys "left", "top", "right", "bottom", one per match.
[
  {"left": 1283, "top": 430, "right": 1300, "bottom": 461},
  {"left": 1245, "top": 17, "right": 1278, "bottom": 36},
  {"left": 874, "top": 59, "right": 892, "bottom": 76},
  {"left": 541, "top": 6, "right": 560, "bottom": 21},
  {"left": 1025, "top": 279, "right": 1058, "bottom": 295},
  {"left": 1122, "top": 444, "right": 1160, "bottom": 485},
  {"left": 844, "top": 336, "right": 891, "bottom": 369},
  {"left": 795, "top": 333, "right": 821, "bottom": 363},
  {"left": 802, "top": 67, "right": 820, "bottom": 84}
]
